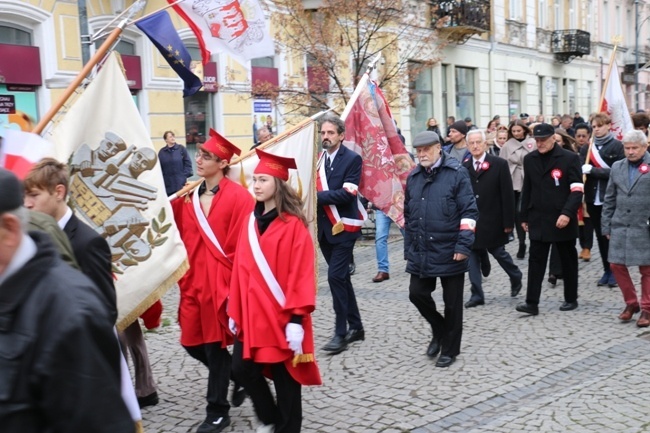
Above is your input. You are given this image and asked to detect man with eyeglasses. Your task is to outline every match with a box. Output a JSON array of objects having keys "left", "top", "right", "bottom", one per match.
[
  {"left": 171, "top": 129, "right": 255, "bottom": 433},
  {"left": 316, "top": 113, "right": 366, "bottom": 355}
]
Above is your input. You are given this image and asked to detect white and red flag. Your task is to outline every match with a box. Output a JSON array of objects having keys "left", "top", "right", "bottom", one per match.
[
  {"left": 342, "top": 80, "right": 415, "bottom": 228},
  {"left": 601, "top": 58, "right": 633, "bottom": 140},
  {"left": 168, "top": 0, "right": 274, "bottom": 67},
  {"left": 0, "top": 129, "right": 56, "bottom": 179}
]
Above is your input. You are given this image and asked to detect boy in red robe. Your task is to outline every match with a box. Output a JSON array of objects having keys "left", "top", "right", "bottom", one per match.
[
  {"left": 229, "top": 149, "right": 321, "bottom": 433},
  {"left": 171, "top": 129, "right": 254, "bottom": 433}
]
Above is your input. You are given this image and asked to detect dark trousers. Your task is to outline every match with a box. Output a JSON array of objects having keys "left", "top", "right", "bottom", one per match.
[
  {"left": 579, "top": 217, "right": 594, "bottom": 250},
  {"left": 514, "top": 191, "right": 526, "bottom": 247},
  {"left": 468, "top": 246, "right": 523, "bottom": 302},
  {"left": 587, "top": 203, "right": 610, "bottom": 272},
  {"left": 183, "top": 343, "right": 231, "bottom": 417},
  {"left": 408, "top": 273, "right": 464, "bottom": 357},
  {"left": 526, "top": 239, "right": 579, "bottom": 305},
  {"left": 118, "top": 321, "right": 156, "bottom": 397},
  {"left": 319, "top": 238, "right": 363, "bottom": 336},
  {"left": 231, "top": 340, "right": 301, "bottom": 433},
  {"left": 549, "top": 244, "right": 562, "bottom": 276}
]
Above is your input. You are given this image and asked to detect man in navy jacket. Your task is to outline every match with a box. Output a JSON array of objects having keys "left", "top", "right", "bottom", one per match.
[
  {"left": 317, "top": 114, "right": 366, "bottom": 355},
  {"left": 404, "top": 131, "right": 478, "bottom": 368}
]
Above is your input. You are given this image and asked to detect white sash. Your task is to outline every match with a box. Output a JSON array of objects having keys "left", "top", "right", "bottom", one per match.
[
  {"left": 317, "top": 156, "right": 367, "bottom": 228},
  {"left": 247, "top": 213, "right": 286, "bottom": 307},
  {"left": 590, "top": 146, "right": 610, "bottom": 169},
  {"left": 192, "top": 186, "right": 230, "bottom": 262}
]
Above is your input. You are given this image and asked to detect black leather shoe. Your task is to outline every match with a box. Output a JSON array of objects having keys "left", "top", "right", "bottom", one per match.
[
  {"left": 464, "top": 299, "right": 485, "bottom": 308},
  {"left": 516, "top": 244, "right": 526, "bottom": 259},
  {"left": 510, "top": 281, "right": 522, "bottom": 297},
  {"left": 137, "top": 391, "right": 159, "bottom": 408},
  {"left": 516, "top": 302, "right": 539, "bottom": 316},
  {"left": 481, "top": 256, "right": 491, "bottom": 277},
  {"left": 548, "top": 274, "right": 557, "bottom": 286},
  {"left": 559, "top": 301, "right": 578, "bottom": 311},
  {"left": 230, "top": 383, "right": 247, "bottom": 408},
  {"left": 322, "top": 335, "right": 348, "bottom": 354},
  {"left": 435, "top": 355, "right": 456, "bottom": 368},
  {"left": 426, "top": 337, "right": 441, "bottom": 358},
  {"left": 344, "top": 328, "right": 365, "bottom": 344}
]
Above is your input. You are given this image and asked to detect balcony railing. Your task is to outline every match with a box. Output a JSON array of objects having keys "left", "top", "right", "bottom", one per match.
[
  {"left": 431, "top": 0, "right": 490, "bottom": 44},
  {"left": 551, "top": 29, "right": 590, "bottom": 63}
]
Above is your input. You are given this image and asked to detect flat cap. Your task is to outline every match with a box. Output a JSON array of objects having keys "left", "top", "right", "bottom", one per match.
[
  {"left": 532, "top": 123, "right": 555, "bottom": 139},
  {"left": 0, "top": 168, "right": 23, "bottom": 213},
  {"left": 412, "top": 131, "right": 440, "bottom": 148}
]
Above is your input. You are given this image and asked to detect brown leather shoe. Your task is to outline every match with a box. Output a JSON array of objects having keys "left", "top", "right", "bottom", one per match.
[
  {"left": 619, "top": 304, "right": 640, "bottom": 322},
  {"left": 579, "top": 248, "right": 591, "bottom": 261},
  {"left": 372, "top": 272, "right": 389, "bottom": 283},
  {"left": 637, "top": 310, "right": 650, "bottom": 328}
]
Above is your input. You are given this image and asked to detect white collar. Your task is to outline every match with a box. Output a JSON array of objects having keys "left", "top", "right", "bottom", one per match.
[
  {"left": 326, "top": 147, "right": 339, "bottom": 163},
  {"left": 57, "top": 207, "right": 73, "bottom": 230},
  {"left": 0, "top": 234, "right": 37, "bottom": 287},
  {"left": 472, "top": 154, "right": 486, "bottom": 166}
]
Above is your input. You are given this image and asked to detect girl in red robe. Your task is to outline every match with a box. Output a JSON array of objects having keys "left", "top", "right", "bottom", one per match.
[{"left": 229, "top": 149, "right": 321, "bottom": 433}]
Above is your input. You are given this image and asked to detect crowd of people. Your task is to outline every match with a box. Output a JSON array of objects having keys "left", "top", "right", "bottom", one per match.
[{"left": 2, "top": 107, "right": 650, "bottom": 433}]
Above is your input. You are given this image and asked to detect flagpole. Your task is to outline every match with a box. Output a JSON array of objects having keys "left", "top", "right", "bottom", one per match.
[
  {"left": 168, "top": 109, "right": 332, "bottom": 200},
  {"left": 340, "top": 52, "right": 382, "bottom": 121},
  {"left": 584, "top": 42, "right": 620, "bottom": 169},
  {"left": 32, "top": 3, "right": 145, "bottom": 135},
  {"left": 128, "top": 0, "right": 187, "bottom": 26}
]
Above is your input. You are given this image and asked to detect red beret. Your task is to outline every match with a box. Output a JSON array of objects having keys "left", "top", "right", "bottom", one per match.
[
  {"left": 254, "top": 148, "right": 297, "bottom": 181},
  {"left": 200, "top": 128, "right": 241, "bottom": 162}
]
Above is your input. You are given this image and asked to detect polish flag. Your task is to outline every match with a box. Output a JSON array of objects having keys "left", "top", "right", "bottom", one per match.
[
  {"left": 0, "top": 129, "right": 56, "bottom": 179},
  {"left": 168, "top": 0, "right": 274, "bottom": 67},
  {"left": 600, "top": 58, "right": 633, "bottom": 140}
]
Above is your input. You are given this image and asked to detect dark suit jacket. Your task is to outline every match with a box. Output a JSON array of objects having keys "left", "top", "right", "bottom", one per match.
[
  {"left": 317, "top": 144, "right": 363, "bottom": 245},
  {"left": 520, "top": 144, "right": 583, "bottom": 242},
  {"left": 463, "top": 154, "right": 515, "bottom": 249},
  {"left": 63, "top": 213, "right": 117, "bottom": 324},
  {"left": 578, "top": 136, "right": 625, "bottom": 204}
]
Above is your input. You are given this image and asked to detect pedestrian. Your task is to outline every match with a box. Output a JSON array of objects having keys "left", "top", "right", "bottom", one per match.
[
  {"left": 23, "top": 158, "right": 160, "bottom": 410},
  {"left": 370, "top": 205, "right": 402, "bottom": 283},
  {"left": 171, "top": 128, "right": 255, "bottom": 433},
  {"left": 573, "top": 112, "right": 586, "bottom": 128},
  {"left": 500, "top": 120, "right": 537, "bottom": 259},
  {"left": 632, "top": 112, "right": 650, "bottom": 136},
  {"left": 516, "top": 123, "right": 583, "bottom": 316},
  {"left": 443, "top": 120, "right": 470, "bottom": 163},
  {"left": 404, "top": 130, "right": 478, "bottom": 367},
  {"left": 230, "top": 148, "right": 322, "bottom": 433},
  {"left": 574, "top": 123, "right": 595, "bottom": 262},
  {"left": 316, "top": 113, "right": 366, "bottom": 355},
  {"left": 560, "top": 114, "right": 576, "bottom": 137},
  {"left": 251, "top": 126, "right": 273, "bottom": 150},
  {"left": 580, "top": 113, "right": 625, "bottom": 287},
  {"left": 0, "top": 168, "right": 134, "bottom": 432},
  {"left": 426, "top": 117, "right": 441, "bottom": 136},
  {"left": 159, "top": 130, "right": 193, "bottom": 196},
  {"left": 462, "top": 130, "right": 523, "bottom": 308},
  {"left": 602, "top": 130, "right": 650, "bottom": 326}
]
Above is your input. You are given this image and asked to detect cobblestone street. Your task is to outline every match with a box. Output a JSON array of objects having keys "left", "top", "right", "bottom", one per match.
[{"left": 140, "top": 234, "right": 650, "bottom": 433}]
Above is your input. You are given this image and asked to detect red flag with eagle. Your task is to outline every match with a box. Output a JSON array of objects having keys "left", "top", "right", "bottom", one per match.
[
  {"left": 600, "top": 58, "right": 633, "bottom": 140},
  {"left": 343, "top": 80, "right": 415, "bottom": 228}
]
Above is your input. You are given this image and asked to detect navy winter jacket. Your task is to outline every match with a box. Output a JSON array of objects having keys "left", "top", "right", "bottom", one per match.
[{"left": 404, "top": 152, "right": 478, "bottom": 277}]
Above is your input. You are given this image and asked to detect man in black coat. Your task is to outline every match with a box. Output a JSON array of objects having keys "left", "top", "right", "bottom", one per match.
[
  {"left": 0, "top": 168, "right": 134, "bottom": 433},
  {"left": 516, "top": 124, "right": 584, "bottom": 315},
  {"left": 317, "top": 114, "right": 366, "bottom": 355},
  {"left": 404, "top": 131, "right": 478, "bottom": 368},
  {"left": 462, "top": 130, "right": 523, "bottom": 308}
]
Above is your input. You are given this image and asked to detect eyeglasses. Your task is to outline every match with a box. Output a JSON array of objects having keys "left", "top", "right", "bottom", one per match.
[{"left": 195, "top": 151, "right": 216, "bottom": 161}]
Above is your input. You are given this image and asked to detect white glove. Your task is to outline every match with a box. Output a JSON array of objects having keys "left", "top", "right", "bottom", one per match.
[
  {"left": 285, "top": 323, "right": 304, "bottom": 355},
  {"left": 229, "top": 317, "right": 237, "bottom": 335},
  {"left": 582, "top": 164, "right": 593, "bottom": 174}
]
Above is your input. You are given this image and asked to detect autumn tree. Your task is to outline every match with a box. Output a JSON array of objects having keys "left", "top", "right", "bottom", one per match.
[{"left": 257, "top": 0, "right": 444, "bottom": 116}]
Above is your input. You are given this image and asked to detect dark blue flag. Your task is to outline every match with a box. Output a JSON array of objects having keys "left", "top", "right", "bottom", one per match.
[{"left": 136, "top": 11, "right": 202, "bottom": 97}]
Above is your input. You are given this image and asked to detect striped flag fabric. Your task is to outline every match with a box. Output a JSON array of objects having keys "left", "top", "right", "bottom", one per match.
[{"left": 0, "top": 128, "right": 56, "bottom": 179}]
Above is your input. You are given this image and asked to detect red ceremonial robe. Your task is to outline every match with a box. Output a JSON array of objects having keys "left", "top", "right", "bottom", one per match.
[
  {"left": 172, "top": 177, "right": 255, "bottom": 347},
  {"left": 229, "top": 212, "right": 322, "bottom": 386}
]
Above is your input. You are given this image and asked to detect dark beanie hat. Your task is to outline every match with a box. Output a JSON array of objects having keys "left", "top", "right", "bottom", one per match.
[
  {"left": 449, "top": 120, "right": 468, "bottom": 136},
  {"left": 0, "top": 168, "right": 23, "bottom": 213}
]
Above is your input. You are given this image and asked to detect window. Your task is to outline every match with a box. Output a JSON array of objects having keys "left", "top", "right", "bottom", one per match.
[
  {"left": 568, "top": 79, "right": 576, "bottom": 114},
  {"left": 615, "top": 6, "right": 621, "bottom": 38},
  {"left": 0, "top": 25, "right": 31, "bottom": 45},
  {"left": 441, "top": 65, "right": 448, "bottom": 127},
  {"left": 251, "top": 56, "right": 274, "bottom": 68},
  {"left": 554, "top": 0, "right": 562, "bottom": 30},
  {"left": 184, "top": 94, "right": 212, "bottom": 172},
  {"left": 551, "top": 78, "right": 559, "bottom": 115},
  {"left": 509, "top": 0, "right": 522, "bottom": 20},
  {"left": 587, "top": 81, "right": 593, "bottom": 114},
  {"left": 455, "top": 67, "right": 475, "bottom": 122},
  {"left": 408, "top": 62, "right": 433, "bottom": 135},
  {"left": 508, "top": 81, "right": 522, "bottom": 118},
  {"left": 586, "top": 0, "right": 593, "bottom": 35},
  {"left": 569, "top": 0, "right": 577, "bottom": 28},
  {"left": 538, "top": 0, "right": 547, "bottom": 28},
  {"left": 94, "top": 39, "right": 135, "bottom": 55},
  {"left": 602, "top": 1, "right": 609, "bottom": 41}
]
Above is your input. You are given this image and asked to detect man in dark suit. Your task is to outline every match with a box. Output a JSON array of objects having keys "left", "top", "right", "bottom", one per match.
[
  {"left": 462, "top": 130, "right": 523, "bottom": 308},
  {"left": 516, "top": 124, "right": 583, "bottom": 315},
  {"left": 317, "top": 114, "right": 366, "bottom": 355},
  {"left": 24, "top": 158, "right": 159, "bottom": 408}
]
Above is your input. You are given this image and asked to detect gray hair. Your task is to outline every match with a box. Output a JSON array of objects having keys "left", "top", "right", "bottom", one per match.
[
  {"left": 622, "top": 130, "right": 648, "bottom": 145},
  {"left": 319, "top": 113, "right": 345, "bottom": 135},
  {"left": 466, "top": 129, "right": 486, "bottom": 142}
]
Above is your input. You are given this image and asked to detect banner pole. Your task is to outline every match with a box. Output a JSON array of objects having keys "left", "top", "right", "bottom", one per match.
[{"left": 340, "top": 52, "right": 382, "bottom": 121}]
